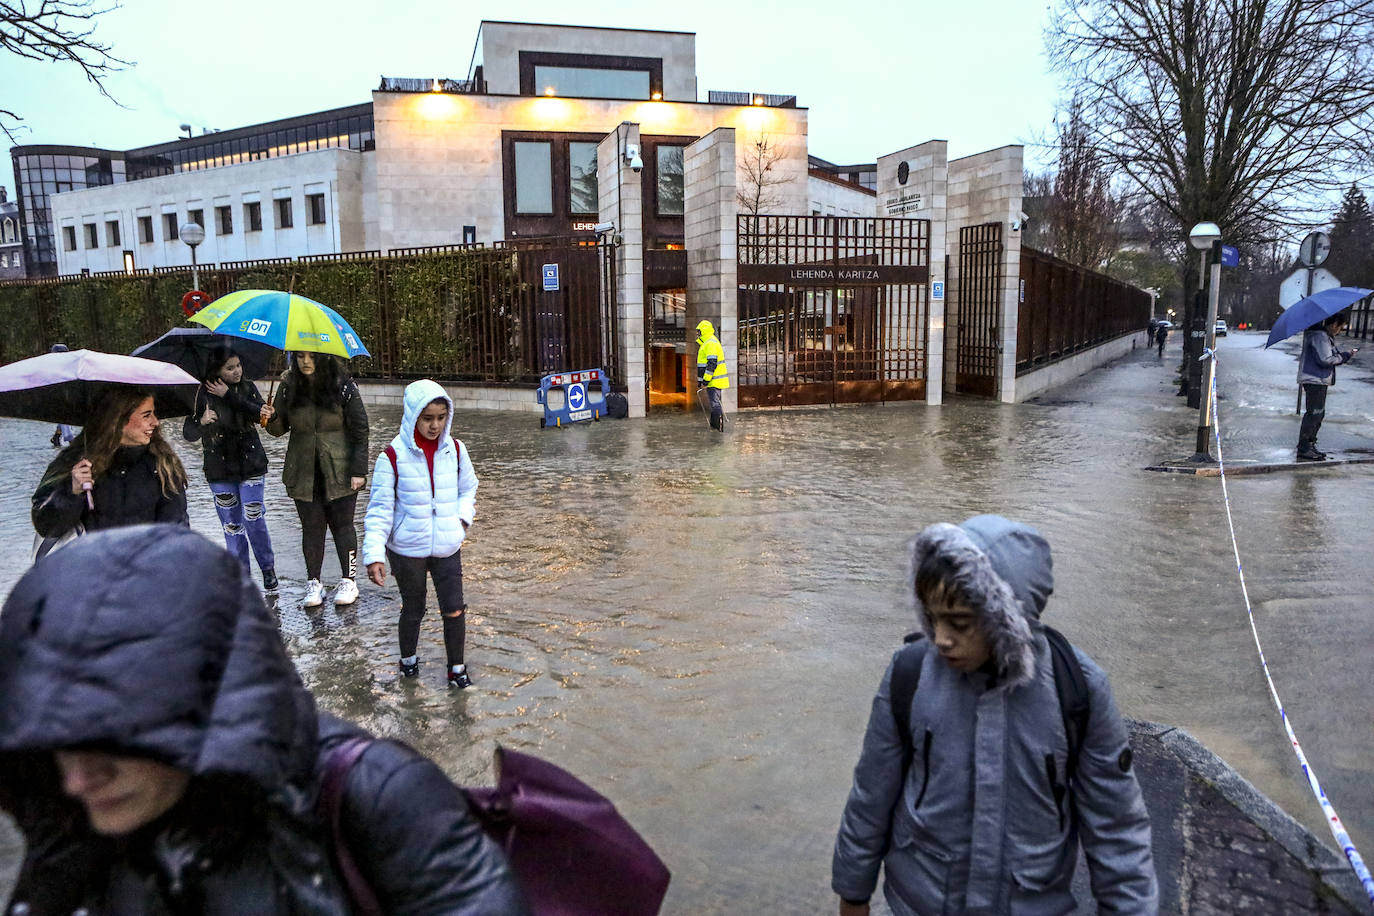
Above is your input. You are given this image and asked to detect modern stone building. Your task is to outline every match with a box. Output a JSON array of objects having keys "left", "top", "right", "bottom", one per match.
[{"left": 9, "top": 20, "right": 1147, "bottom": 413}]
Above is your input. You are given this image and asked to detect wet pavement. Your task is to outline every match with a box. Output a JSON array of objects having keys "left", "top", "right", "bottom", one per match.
[{"left": 1, "top": 329, "right": 1372, "bottom": 912}]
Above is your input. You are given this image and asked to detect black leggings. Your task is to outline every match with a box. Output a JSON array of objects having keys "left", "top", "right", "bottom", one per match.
[
  {"left": 390, "top": 549, "right": 466, "bottom": 666},
  {"left": 294, "top": 494, "right": 358, "bottom": 580}
]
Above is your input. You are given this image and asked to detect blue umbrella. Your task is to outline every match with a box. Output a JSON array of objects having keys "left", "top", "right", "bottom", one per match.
[{"left": 1265, "top": 287, "right": 1373, "bottom": 348}]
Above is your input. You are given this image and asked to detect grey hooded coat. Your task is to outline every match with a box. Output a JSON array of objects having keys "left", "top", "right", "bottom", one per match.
[{"left": 833, "top": 515, "right": 1158, "bottom": 915}]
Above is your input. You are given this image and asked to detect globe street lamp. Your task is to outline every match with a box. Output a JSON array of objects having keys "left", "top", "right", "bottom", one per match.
[
  {"left": 180, "top": 221, "right": 206, "bottom": 292},
  {"left": 1189, "top": 222, "right": 1223, "bottom": 462}
]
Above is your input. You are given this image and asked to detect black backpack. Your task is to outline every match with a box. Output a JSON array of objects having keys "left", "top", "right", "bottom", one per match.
[{"left": 890, "top": 625, "right": 1091, "bottom": 783}]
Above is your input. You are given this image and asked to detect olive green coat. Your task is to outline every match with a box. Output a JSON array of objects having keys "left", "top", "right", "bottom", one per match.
[{"left": 266, "top": 372, "right": 370, "bottom": 503}]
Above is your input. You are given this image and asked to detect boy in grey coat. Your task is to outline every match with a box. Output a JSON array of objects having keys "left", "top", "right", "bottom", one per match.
[{"left": 832, "top": 515, "right": 1158, "bottom": 915}]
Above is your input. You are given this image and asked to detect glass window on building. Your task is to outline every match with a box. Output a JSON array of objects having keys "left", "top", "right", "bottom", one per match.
[
  {"left": 276, "top": 198, "right": 293, "bottom": 229},
  {"left": 246, "top": 201, "right": 262, "bottom": 232},
  {"left": 533, "top": 65, "right": 650, "bottom": 100},
  {"left": 188, "top": 209, "right": 203, "bottom": 227},
  {"left": 216, "top": 205, "right": 233, "bottom": 235},
  {"left": 307, "top": 193, "right": 326, "bottom": 225},
  {"left": 62, "top": 226, "right": 77, "bottom": 251},
  {"left": 569, "top": 142, "right": 599, "bottom": 215},
  {"left": 106, "top": 220, "right": 120, "bottom": 246},
  {"left": 657, "top": 146, "right": 685, "bottom": 216},
  {"left": 83, "top": 224, "right": 98, "bottom": 249},
  {"left": 514, "top": 141, "right": 553, "bottom": 214},
  {"left": 163, "top": 214, "right": 178, "bottom": 240},
  {"left": 138, "top": 216, "right": 154, "bottom": 244}
]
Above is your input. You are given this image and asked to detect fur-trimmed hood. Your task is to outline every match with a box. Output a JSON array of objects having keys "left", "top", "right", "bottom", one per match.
[{"left": 910, "top": 514, "right": 1054, "bottom": 690}]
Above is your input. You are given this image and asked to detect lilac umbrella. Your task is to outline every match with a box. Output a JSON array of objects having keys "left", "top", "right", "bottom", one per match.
[{"left": 0, "top": 349, "right": 200, "bottom": 426}]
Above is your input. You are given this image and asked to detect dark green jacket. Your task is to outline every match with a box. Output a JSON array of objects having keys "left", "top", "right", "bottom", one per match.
[{"left": 266, "top": 372, "right": 370, "bottom": 502}]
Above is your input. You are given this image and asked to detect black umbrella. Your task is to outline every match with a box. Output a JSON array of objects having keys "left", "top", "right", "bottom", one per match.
[{"left": 131, "top": 327, "right": 279, "bottom": 383}]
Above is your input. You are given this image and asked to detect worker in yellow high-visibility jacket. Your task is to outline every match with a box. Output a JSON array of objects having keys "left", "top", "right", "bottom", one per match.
[{"left": 695, "top": 319, "right": 730, "bottom": 431}]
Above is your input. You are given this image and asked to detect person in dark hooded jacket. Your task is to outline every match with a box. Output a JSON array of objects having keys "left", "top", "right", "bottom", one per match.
[
  {"left": 0, "top": 525, "right": 527, "bottom": 916},
  {"left": 832, "top": 515, "right": 1157, "bottom": 916}
]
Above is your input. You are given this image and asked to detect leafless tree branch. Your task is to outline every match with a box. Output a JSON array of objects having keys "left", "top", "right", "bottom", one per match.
[{"left": 1, "top": 0, "right": 129, "bottom": 141}]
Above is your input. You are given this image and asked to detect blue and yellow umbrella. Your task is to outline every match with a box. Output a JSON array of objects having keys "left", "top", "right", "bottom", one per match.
[{"left": 190, "top": 290, "right": 370, "bottom": 359}]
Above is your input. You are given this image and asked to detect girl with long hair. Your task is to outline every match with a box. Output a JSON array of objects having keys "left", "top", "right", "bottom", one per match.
[
  {"left": 32, "top": 386, "right": 189, "bottom": 538},
  {"left": 266, "top": 352, "right": 369, "bottom": 608},
  {"left": 183, "top": 344, "right": 279, "bottom": 590}
]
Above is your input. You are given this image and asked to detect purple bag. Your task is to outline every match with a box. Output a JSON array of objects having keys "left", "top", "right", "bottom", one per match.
[{"left": 319, "top": 739, "right": 672, "bottom": 916}]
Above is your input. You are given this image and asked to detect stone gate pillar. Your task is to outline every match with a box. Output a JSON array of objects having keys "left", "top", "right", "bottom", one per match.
[
  {"left": 683, "top": 128, "right": 738, "bottom": 417},
  {"left": 598, "top": 123, "right": 646, "bottom": 418}
]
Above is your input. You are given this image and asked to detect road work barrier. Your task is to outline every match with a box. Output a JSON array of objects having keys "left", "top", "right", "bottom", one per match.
[{"left": 536, "top": 368, "right": 608, "bottom": 428}]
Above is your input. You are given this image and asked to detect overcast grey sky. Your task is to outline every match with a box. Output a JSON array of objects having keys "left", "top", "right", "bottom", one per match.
[{"left": 1, "top": 0, "right": 1063, "bottom": 196}]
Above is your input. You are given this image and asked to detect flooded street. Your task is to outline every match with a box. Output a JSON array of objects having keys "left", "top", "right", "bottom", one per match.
[{"left": 2, "top": 330, "right": 1371, "bottom": 911}]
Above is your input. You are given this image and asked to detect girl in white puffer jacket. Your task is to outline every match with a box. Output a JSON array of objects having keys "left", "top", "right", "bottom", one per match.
[{"left": 363, "top": 379, "right": 479, "bottom": 688}]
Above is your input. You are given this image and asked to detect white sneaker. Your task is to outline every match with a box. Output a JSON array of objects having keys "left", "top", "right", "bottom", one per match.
[
  {"left": 303, "top": 579, "right": 325, "bottom": 608},
  {"left": 334, "top": 578, "right": 359, "bottom": 606}
]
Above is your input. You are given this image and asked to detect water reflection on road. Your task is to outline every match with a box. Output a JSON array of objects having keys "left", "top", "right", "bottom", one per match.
[{"left": 1, "top": 332, "right": 1370, "bottom": 911}]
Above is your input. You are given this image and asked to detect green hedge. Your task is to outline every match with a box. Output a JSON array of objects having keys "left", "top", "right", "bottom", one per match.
[{"left": 0, "top": 250, "right": 530, "bottom": 381}]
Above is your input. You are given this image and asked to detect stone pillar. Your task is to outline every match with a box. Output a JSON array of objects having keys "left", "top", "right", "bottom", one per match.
[
  {"left": 598, "top": 123, "right": 646, "bottom": 418},
  {"left": 946, "top": 145, "right": 1024, "bottom": 402},
  {"left": 683, "top": 128, "right": 738, "bottom": 417},
  {"left": 877, "top": 140, "right": 948, "bottom": 405}
]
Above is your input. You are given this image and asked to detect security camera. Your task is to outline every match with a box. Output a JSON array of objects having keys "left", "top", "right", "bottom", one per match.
[
  {"left": 625, "top": 143, "right": 644, "bottom": 174},
  {"left": 1010, "top": 220, "right": 1022, "bottom": 232},
  {"left": 630, "top": 154, "right": 644, "bottom": 173},
  {"left": 594, "top": 221, "right": 616, "bottom": 234}
]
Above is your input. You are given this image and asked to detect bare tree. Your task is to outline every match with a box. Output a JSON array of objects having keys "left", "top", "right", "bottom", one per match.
[
  {"left": 736, "top": 136, "right": 792, "bottom": 216},
  {"left": 1, "top": 0, "right": 128, "bottom": 141},
  {"left": 1022, "top": 98, "right": 1124, "bottom": 270},
  {"left": 1048, "top": 0, "right": 1374, "bottom": 399}
]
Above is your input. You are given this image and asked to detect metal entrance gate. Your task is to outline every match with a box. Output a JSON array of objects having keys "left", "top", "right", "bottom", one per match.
[
  {"left": 737, "top": 216, "right": 930, "bottom": 407},
  {"left": 954, "top": 223, "right": 1002, "bottom": 397}
]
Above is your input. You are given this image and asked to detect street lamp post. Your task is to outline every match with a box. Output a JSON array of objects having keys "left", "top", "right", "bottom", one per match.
[
  {"left": 1189, "top": 222, "right": 1223, "bottom": 462},
  {"left": 180, "top": 221, "right": 205, "bottom": 291}
]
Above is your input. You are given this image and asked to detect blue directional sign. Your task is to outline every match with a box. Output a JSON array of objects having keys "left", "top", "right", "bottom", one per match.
[
  {"left": 931, "top": 280, "right": 945, "bottom": 300},
  {"left": 567, "top": 382, "right": 586, "bottom": 411},
  {"left": 542, "top": 263, "right": 560, "bottom": 291},
  {"left": 1220, "top": 245, "right": 1239, "bottom": 267}
]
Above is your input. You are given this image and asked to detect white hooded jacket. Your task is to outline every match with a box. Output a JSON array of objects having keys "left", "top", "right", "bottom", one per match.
[{"left": 362, "top": 380, "right": 477, "bottom": 564}]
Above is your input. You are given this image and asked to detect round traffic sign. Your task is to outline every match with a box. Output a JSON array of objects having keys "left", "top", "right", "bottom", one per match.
[
  {"left": 1298, "top": 231, "right": 1330, "bottom": 268},
  {"left": 181, "top": 289, "right": 210, "bottom": 316},
  {"left": 567, "top": 382, "right": 586, "bottom": 411}
]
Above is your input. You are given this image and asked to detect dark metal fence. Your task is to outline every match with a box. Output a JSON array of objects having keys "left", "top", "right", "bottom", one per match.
[
  {"left": 1016, "top": 246, "right": 1151, "bottom": 375},
  {"left": 956, "top": 223, "right": 1003, "bottom": 397},
  {"left": 737, "top": 215, "right": 930, "bottom": 407},
  {"left": 0, "top": 241, "right": 620, "bottom": 388},
  {"left": 1346, "top": 295, "right": 1374, "bottom": 342}
]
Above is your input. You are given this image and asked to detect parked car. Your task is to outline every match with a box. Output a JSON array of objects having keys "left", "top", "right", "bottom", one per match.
[{"left": 1215, "top": 319, "right": 1228, "bottom": 337}]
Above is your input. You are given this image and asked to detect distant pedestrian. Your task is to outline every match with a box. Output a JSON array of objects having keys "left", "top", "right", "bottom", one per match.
[
  {"left": 1155, "top": 323, "right": 1168, "bottom": 356},
  {"left": 32, "top": 387, "right": 189, "bottom": 542},
  {"left": 0, "top": 525, "right": 525, "bottom": 915},
  {"left": 267, "top": 352, "right": 369, "bottom": 607},
  {"left": 47, "top": 344, "right": 78, "bottom": 448},
  {"left": 363, "top": 380, "right": 479, "bottom": 689},
  {"left": 1296, "top": 312, "right": 1357, "bottom": 461},
  {"left": 832, "top": 515, "right": 1158, "bottom": 915},
  {"left": 183, "top": 343, "right": 278, "bottom": 590},
  {"left": 695, "top": 319, "right": 730, "bottom": 431}
]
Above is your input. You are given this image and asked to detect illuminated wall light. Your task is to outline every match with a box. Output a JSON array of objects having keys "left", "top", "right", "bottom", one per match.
[
  {"left": 432, "top": 79, "right": 442, "bottom": 93},
  {"left": 544, "top": 87, "right": 556, "bottom": 97},
  {"left": 753, "top": 96, "right": 764, "bottom": 105},
  {"left": 651, "top": 91, "right": 663, "bottom": 101}
]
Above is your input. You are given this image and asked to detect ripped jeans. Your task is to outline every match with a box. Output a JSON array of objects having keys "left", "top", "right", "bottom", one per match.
[{"left": 209, "top": 477, "right": 276, "bottom": 574}]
